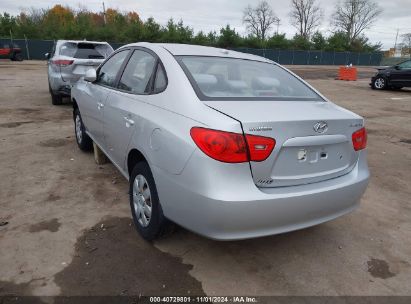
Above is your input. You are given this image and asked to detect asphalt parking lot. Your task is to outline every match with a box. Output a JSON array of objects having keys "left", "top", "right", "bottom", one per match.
[{"left": 0, "top": 60, "right": 410, "bottom": 297}]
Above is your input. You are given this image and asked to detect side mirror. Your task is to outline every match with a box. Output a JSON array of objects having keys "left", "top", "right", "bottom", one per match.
[
  {"left": 394, "top": 65, "right": 401, "bottom": 70},
  {"left": 84, "top": 68, "right": 97, "bottom": 82},
  {"left": 45, "top": 53, "right": 50, "bottom": 60}
]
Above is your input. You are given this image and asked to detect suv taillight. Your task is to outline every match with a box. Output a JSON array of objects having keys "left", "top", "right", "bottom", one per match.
[
  {"left": 352, "top": 127, "right": 367, "bottom": 151},
  {"left": 51, "top": 59, "right": 74, "bottom": 67},
  {"left": 190, "top": 127, "right": 275, "bottom": 163}
]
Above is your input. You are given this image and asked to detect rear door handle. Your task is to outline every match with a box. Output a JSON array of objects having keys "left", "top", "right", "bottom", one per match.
[
  {"left": 123, "top": 116, "right": 135, "bottom": 127},
  {"left": 97, "top": 102, "right": 104, "bottom": 110}
]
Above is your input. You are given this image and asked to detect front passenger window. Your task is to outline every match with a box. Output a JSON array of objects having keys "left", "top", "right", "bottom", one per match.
[
  {"left": 399, "top": 61, "right": 411, "bottom": 69},
  {"left": 118, "top": 50, "right": 156, "bottom": 94},
  {"left": 96, "top": 50, "right": 129, "bottom": 87}
]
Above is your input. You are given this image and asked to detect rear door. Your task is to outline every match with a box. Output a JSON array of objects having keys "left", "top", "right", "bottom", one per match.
[
  {"left": 80, "top": 50, "right": 130, "bottom": 148},
  {"left": 103, "top": 48, "right": 159, "bottom": 169}
]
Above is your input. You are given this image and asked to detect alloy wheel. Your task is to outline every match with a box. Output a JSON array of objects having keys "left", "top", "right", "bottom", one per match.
[
  {"left": 75, "top": 115, "right": 82, "bottom": 143},
  {"left": 132, "top": 174, "right": 152, "bottom": 227},
  {"left": 374, "top": 78, "right": 385, "bottom": 89}
]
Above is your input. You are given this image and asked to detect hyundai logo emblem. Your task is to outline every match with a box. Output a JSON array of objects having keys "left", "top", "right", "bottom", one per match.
[{"left": 313, "top": 121, "right": 328, "bottom": 133}]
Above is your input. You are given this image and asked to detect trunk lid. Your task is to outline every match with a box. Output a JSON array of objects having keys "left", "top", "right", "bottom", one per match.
[{"left": 205, "top": 100, "right": 363, "bottom": 188}]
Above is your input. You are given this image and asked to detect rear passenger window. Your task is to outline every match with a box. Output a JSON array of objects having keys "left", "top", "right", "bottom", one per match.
[
  {"left": 118, "top": 50, "right": 156, "bottom": 94},
  {"left": 154, "top": 64, "right": 167, "bottom": 92},
  {"left": 96, "top": 50, "right": 129, "bottom": 87},
  {"left": 59, "top": 42, "right": 113, "bottom": 59}
]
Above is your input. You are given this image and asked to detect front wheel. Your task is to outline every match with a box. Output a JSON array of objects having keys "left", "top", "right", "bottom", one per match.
[
  {"left": 74, "top": 108, "right": 93, "bottom": 151},
  {"left": 372, "top": 77, "right": 387, "bottom": 90},
  {"left": 129, "top": 161, "right": 171, "bottom": 241}
]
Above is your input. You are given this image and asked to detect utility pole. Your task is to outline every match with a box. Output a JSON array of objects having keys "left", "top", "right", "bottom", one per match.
[
  {"left": 102, "top": 2, "right": 107, "bottom": 25},
  {"left": 394, "top": 28, "right": 401, "bottom": 57},
  {"left": 275, "top": 18, "right": 280, "bottom": 35},
  {"left": 394, "top": 28, "right": 400, "bottom": 57}
]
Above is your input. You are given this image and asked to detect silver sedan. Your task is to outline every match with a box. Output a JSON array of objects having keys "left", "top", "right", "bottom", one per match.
[{"left": 71, "top": 43, "right": 369, "bottom": 241}]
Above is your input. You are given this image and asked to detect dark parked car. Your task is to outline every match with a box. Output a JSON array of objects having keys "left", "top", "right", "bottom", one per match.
[
  {"left": 0, "top": 42, "right": 23, "bottom": 61},
  {"left": 371, "top": 59, "right": 411, "bottom": 90}
]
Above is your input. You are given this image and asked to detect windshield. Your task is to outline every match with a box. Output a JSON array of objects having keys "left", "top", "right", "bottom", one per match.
[
  {"left": 178, "top": 56, "right": 322, "bottom": 101},
  {"left": 59, "top": 42, "right": 113, "bottom": 59}
]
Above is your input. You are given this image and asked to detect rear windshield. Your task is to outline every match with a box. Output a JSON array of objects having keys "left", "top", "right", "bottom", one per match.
[
  {"left": 178, "top": 56, "right": 322, "bottom": 101},
  {"left": 59, "top": 42, "right": 113, "bottom": 59}
]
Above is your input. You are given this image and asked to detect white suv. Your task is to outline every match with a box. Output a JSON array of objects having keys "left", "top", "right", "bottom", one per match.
[{"left": 46, "top": 40, "right": 113, "bottom": 105}]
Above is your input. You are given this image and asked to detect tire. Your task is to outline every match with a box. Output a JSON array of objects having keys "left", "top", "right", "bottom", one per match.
[
  {"left": 51, "top": 93, "right": 63, "bottom": 105},
  {"left": 129, "top": 161, "right": 171, "bottom": 241},
  {"left": 74, "top": 108, "right": 93, "bottom": 151},
  {"left": 372, "top": 77, "right": 387, "bottom": 90},
  {"left": 49, "top": 82, "right": 63, "bottom": 105}
]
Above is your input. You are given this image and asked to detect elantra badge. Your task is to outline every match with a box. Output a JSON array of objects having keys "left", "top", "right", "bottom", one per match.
[{"left": 249, "top": 126, "right": 272, "bottom": 132}]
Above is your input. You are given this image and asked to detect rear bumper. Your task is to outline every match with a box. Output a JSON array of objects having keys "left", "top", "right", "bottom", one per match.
[
  {"left": 152, "top": 150, "right": 370, "bottom": 240},
  {"left": 57, "top": 85, "right": 72, "bottom": 96}
]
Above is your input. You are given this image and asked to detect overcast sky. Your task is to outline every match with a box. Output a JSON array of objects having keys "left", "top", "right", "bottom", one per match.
[{"left": 1, "top": 0, "right": 410, "bottom": 49}]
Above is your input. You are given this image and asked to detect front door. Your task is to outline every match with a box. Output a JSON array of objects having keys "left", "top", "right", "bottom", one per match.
[{"left": 391, "top": 60, "right": 411, "bottom": 87}]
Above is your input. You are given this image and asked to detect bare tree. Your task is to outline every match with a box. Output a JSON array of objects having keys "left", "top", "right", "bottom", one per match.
[
  {"left": 401, "top": 33, "right": 411, "bottom": 57},
  {"left": 333, "top": 0, "right": 382, "bottom": 43},
  {"left": 243, "top": 1, "right": 280, "bottom": 41},
  {"left": 289, "top": 0, "right": 323, "bottom": 39}
]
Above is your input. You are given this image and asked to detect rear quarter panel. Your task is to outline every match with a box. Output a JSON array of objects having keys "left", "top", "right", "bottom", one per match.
[{"left": 124, "top": 44, "right": 244, "bottom": 175}]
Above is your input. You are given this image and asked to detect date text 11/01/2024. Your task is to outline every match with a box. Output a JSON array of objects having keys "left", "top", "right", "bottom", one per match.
[{"left": 149, "top": 296, "right": 258, "bottom": 303}]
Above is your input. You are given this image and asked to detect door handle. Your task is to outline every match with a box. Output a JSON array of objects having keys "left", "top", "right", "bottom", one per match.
[
  {"left": 97, "top": 102, "right": 104, "bottom": 110},
  {"left": 123, "top": 116, "right": 135, "bottom": 127}
]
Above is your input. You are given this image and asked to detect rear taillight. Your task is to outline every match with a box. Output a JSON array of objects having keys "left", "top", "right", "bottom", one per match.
[
  {"left": 51, "top": 59, "right": 74, "bottom": 67},
  {"left": 352, "top": 127, "right": 367, "bottom": 151},
  {"left": 190, "top": 127, "right": 275, "bottom": 163},
  {"left": 245, "top": 134, "right": 276, "bottom": 161}
]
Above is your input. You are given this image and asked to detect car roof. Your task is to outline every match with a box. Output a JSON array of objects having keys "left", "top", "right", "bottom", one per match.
[{"left": 122, "top": 42, "right": 273, "bottom": 63}]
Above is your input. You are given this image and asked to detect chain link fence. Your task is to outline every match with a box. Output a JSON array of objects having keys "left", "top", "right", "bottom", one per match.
[{"left": 1, "top": 38, "right": 383, "bottom": 66}]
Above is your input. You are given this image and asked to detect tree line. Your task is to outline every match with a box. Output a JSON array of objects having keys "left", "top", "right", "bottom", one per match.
[{"left": 0, "top": 0, "right": 383, "bottom": 52}]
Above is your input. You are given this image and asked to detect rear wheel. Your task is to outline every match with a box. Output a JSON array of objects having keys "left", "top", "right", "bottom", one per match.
[
  {"left": 51, "top": 93, "right": 63, "bottom": 105},
  {"left": 14, "top": 53, "right": 23, "bottom": 61},
  {"left": 74, "top": 108, "right": 93, "bottom": 151},
  {"left": 129, "top": 161, "right": 171, "bottom": 241},
  {"left": 372, "top": 77, "right": 387, "bottom": 90},
  {"left": 49, "top": 82, "right": 63, "bottom": 105}
]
